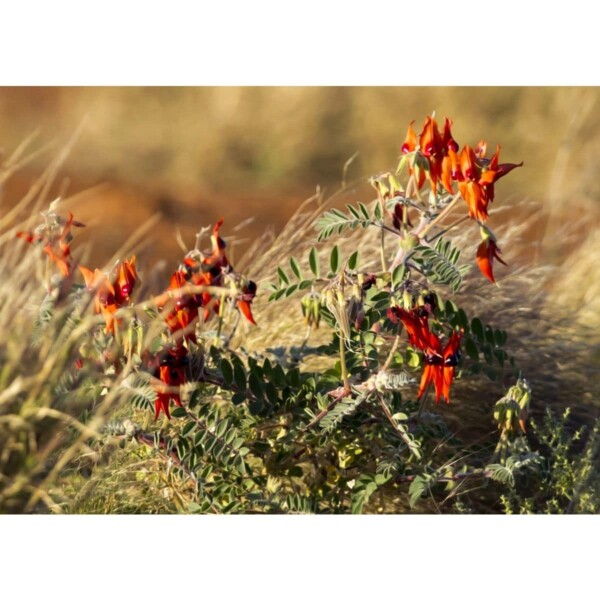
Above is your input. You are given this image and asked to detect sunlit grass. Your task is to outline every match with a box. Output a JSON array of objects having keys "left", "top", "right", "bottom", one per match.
[{"left": 1, "top": 114, "right": 599, "bottom": 514}]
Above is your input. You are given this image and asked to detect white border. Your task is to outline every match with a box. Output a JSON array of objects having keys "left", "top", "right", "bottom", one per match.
[
  {"left": 0, "top": 1, "right": 596, "bottom": 84},
  {"left": 2, "top": 515, "right": 598, "bottom": 598}
]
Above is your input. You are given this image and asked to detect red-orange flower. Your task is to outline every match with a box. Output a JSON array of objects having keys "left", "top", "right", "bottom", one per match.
[
  {"left": 388, "top": 306, "right": 461, "bottom": 404},
  {"left": 17, "top": 211, "right": 84, "bottom": 278},
  {"left": 401, "top": 121, "right": 426, "bottom": 189},
  {"left": 153, "top": 345, "right": 188, "bottom": 419},
  {"left": 418, "top": 330, "right": 462, "bottom": 404},
  {"left": 401, "top": 116, "right": 460, "bottom": 194},
  {"left": 476, "top": 239, "right": 507, "bottom": 284},
  {"left": 184, "top": 219, "right": 257, "bottom": 326},
  {"left": 388, "top": 307, "right": 439, "bottom": 354},
  {"left": 158, "top": 271, "right": 201, "bottom": 344},
  {"left": 158, "top": 219, "right": 257, "bottom": 335},
  {"left": 79, "top": 255, "right": 137, "bottom": 334},
  {"left": 401, "top": 121, "right": 418, "bottom": 154},
  {"left": 237, "top": 280, "right": 257, "bottom": 325},
  {"left": 114, "top": 256, "right": 137, "bottom": 304},
  {"left": 457, "top": 144, "right": 522, "bottom": 221},
  {"left": 79, "top": 266, "right": 119, "bottom": 333},
  {"left": 202, "top": 218, "right": 229, "bottom": 276}
]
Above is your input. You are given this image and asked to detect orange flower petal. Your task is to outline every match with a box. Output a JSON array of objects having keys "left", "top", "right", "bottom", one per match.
[
  {"left": 238, "top": 300, "right": 256, "bottom": 325},
  {"left": 401, "top": 121, "right": 418, "bottom": 154}
]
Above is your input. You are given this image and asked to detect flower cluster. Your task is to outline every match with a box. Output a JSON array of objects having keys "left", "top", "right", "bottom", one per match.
[
  {"left": 401, "top": 116, "right": 459, "bottom": 194},
  {"left": 17, "top": 204, "right": 85, "bottom": 279},
  {"left": 17, "top": 203, "right": 258, "bottom": 422},
  {"left": 388, "top": 304, "right": 462, "bottom": 404},
  {"left": 149, "top": 344, "right": 189, "bottom": 420},
  {"left": 401, "top": 116, "right": 522, "bottom": 284},
  {"left": 152, "top": 218, "right": 257, "bottom": 419},
  {"left": 79, "top": 257, "right": 138, "bottom": 333},
  {"left": 156, "top": 219, "right": 257, "bottom": 342}
]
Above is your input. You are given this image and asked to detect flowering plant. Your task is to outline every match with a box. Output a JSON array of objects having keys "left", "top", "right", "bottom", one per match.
[{"left": 9, "top": 115, "right": 583, "bottom": 516}]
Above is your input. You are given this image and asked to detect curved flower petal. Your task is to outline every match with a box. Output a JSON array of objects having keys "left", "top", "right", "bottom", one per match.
[
  {"left": 476, "top": 239, "right": 507, "bottom": 284},
  {"left": 401, "top": 121, "right": 418, "bottom": 154}
]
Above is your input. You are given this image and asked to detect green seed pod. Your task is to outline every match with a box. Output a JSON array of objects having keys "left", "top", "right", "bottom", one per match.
[
  {"left": 399, "top": 233, "right": 420, "bottom": 251},
  {"left": 312, "top": 299, "right": 321, "bottom": 328}
]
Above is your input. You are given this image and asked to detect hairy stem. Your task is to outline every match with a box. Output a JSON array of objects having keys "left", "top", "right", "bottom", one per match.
[{"left": 420, "top": 192, "right": 461, "bottom": 239}]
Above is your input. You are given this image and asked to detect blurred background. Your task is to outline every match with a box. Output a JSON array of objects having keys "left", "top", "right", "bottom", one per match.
[{"left": 0, "top": 87, "right": 598, "bottom": 268}]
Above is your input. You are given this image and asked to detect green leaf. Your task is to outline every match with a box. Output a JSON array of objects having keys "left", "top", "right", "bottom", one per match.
[
  {"left": 182, "top": 421, "right": 195, "bottom": 437},
  {"left": 249, "top": 398, "right": 263, "bottom": 415},
  {"left": 330, "top": 245, "right": 340, "bottom": 273},
  {"left": 277, "top": 267, "right": 289, "bottom": 285},
  {"left": 406, "top": 347, "right": 421, "bottom": 368},
  {"left": 171, "top": 407, "right": 187, "bottom": 418},
  {"left": 216, "top": 420, "right": 228, "bottom": 438},
  {"left": 494, "top": 329, "right": 507, "bottom": 346},
  {"left": 269, "top": 288, "right": 287, "bottom": 302},
  {"left": 231, "top": 392, "right": 246, "bottom": 406},
  {"left": 351, "top": 490, "right": 368, "bottom": 514},
  {"left": 373, "top": 201, "right": 383, "bottom": 220},
  {"left": 456, "top": 308, "right": 469, "bottom": 330},
  {"left": 471, "top": 317, "right": 484, "bottom": 342},
  {"left": 465, "top": 337, "right": 479, "bottom": 361},
  {"left": 233, "top": 363, "right": 246, "bottom": 392},
  {"left": 271, "top": 364, "right": 287, "bottom": 387},
  {"left": 248, "top": 372, "right": 264, "bottom": 399},
  {"left": 284, "top": 284, "right": 298, "bottom": 297},
  {"left": 392, "top": 264, "right": 407, "bottom": 288},
  {"left": 346, "top": 203, "right": 362, "bottom": 219},
  {"left": 358, "top": 202, "right": 370, "bottom": 220},
  {"left": 445, "top": 300, "right": 457, "bottom": 316},
  {"left": 374, "top": 473, "right": 391, "bottom": 486},
  {"left": 348, "top": 250, "right": 359, "bottom": 270},
  {"left": 188, "top": 388, "right": 203, "bottom": 409},
  {"left": 309, "top": 247, "right": 320, "bottom": 278},
  {"left": 486, "top": 463, "right": 515, "bottom": 486},
  {"left": 221, "top": 359, "right": 233, "bottom": 387},
  {"left": 494, "top": 348, "right": 506, "bottom": 367},
  {"left": 483, "top": 345, "right": 493, "bottom": 365},
  {"left": 264, "top": 381, "right": 279, "bottom": 403},
  {"left": 408, "top": 475, "right": 428, "bottom": 508},
  {"left": 289, "top": 257, "right": 302, "bottom": 279}
]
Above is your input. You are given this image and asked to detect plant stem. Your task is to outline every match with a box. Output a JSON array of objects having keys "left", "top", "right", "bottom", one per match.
[
  {"left": 379, "top": 225, "right": 387, "bottom": 271},
  {"left": 339, "top": 331, "right": 351, "bottom": 393},
  {"left": 420, "top": 193, "right": 461, "bottom": 239},
  {"left": 303, "top": 387, "right": 351, "bottom": 431},
  {"left": 428, "top": 215, "right": 470, "bottom": 243},
  {"left": 215, "top": 290, "right": 226, "bottom": 347},
  {"left": 416, "top": 383, "right": 432, "bottom": 422},
  {"left": 382, "top": 335, "right": 401, "bottom": 372},
  {"left": 371, "top": 221, "right": 402, "bottom": 237}
]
